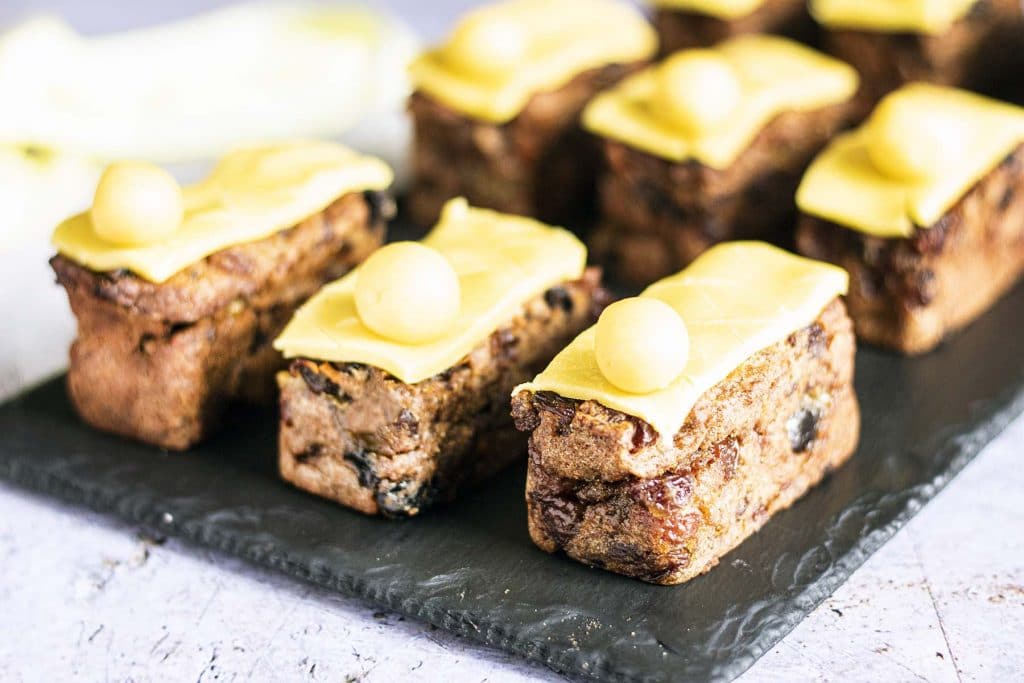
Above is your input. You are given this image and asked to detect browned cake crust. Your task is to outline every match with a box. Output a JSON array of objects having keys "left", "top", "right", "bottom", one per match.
[
  {"left": 51, "top": 191, "right": 391, "bottom": 451},
  {"left": 654, "top": 0, "right": 813, "bottom": 53},
  {"left": 822, "top": 0, "right": 1023, "bottom": 105},
  {"left": 278, "top": 269, "right": 608, "bottom": 518},
  {"left": 590, "top": 102, "right": 854, "bottom": 286},
  {"left": 512, "top": 299, "right": 859, "bottom": 585},
  {"left": 407, "top": 62, "right": 644, "bottom": 228},
  {"left": 796, "top": 147, "right": 1024, "bottom": 354}
]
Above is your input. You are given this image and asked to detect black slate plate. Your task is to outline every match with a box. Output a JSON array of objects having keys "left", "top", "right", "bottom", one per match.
[{"left": 2, "top": 279, "right": 1023, "bottom": 682}]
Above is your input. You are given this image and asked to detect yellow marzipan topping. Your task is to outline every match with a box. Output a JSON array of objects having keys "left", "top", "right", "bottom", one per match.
[
  {"left": 810, "top": 0, "right": 978, "bottom": 35},
  {"left": 514, "top": 242, "right": 848, "bottom": 442},
  {"left": 797, "top": 84, "right": 1024, "bottom": 238},
  {"left": 52, "top": 141, "right": 393, "bottom": 283},
  {"left": 582, "top": 35, "right": 858, "bottom": 169},
  {"left": 408, "top": 0, "right": 657, "bottom": 124},
  {"left": 274, "top": 199, "right": 587, "bottom": 384},
  {"left": 651, "top": 0, "right": 765, "bottom": 20}
]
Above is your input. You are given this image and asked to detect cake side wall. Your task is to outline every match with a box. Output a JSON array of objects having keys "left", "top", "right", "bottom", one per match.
[
  {"left": 407, "top": 62, "right": 644, "bottom": 228},
  {"left": 278, "top": 272, "right": 607, "bottom": 517},
  {"left": 590, "top": 102, "right": 855, "bottom": 285},
  {"left": 515, "top": 299, "right": 859, "bottom": 584},
  {"left": 52, "top": 194, "right": 386, "bottom": 450},
  {"left": 796, "top": 147, "right": 1024, "bottom": 354},
  {"left": 822, "top": 0, "right": 1024, "bottom": 104},
  {"left": 654, "top": 0, "right": 812, "bottom": 54}
]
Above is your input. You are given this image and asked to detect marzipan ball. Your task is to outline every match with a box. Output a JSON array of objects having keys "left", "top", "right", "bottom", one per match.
[
  {"left": 656, "top": 51, "right": 742, "bottom": 135},
  {"left": 91, "top": 162, "right": 184, "bottom": 246},
  {"left": 445, "top": 13, "right": 527, "bottom": 77},
  {"left": 355, "top": 242, "right": 461, "bottom": 344},
  {"left": 868, "top": 95, "right": 963, "bottom": 182},
  {"left": 595, "top": 297, "right": 690, "bottom": 394}
]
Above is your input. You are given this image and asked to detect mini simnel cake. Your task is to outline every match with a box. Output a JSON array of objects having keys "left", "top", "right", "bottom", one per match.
[
  {"left": 796, "top": 84, "right": 1024, "bottom": 354},
  {"left": 652, "top": 0, "right": 813, "bottom": 53},
  {"left": 811, "top": 0, "right": 1024, "bottom": 104},
  {"left": 583, "top": 35, "right": 859, "bottom": 284},
  {"left": 51, "top": 141, "right": 393, "bottom": 450},
  {"left": 512, "top": 242, "right": 859, "bottom": 585},
  {"left": 274, "top": 199, "right": 606, "bottom": 518},
  {"left": 406, "top": 0, "right": 656, "bottom": 227}
]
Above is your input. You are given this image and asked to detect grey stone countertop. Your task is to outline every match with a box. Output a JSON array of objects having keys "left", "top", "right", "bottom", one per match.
[{"left": 1, "top": 1, "right": 1022, "bottom": 681}]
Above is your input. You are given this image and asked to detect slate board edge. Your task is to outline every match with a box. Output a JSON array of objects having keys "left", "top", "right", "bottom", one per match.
[
  {"left": 715, "top": 380, "right": 1024, "bottom": 683},
  {"left": 1, "top": 376, "right": 1022, "bottom": 683}
]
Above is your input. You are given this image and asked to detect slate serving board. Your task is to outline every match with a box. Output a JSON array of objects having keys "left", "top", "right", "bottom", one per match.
[{"left": 2, "top": 274, "right": 1023, "bottom": 682}]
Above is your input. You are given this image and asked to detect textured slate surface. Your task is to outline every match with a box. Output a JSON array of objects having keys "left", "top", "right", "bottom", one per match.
[{"left": 1, "top": 280, "right": 1022, "bottom": 683}]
